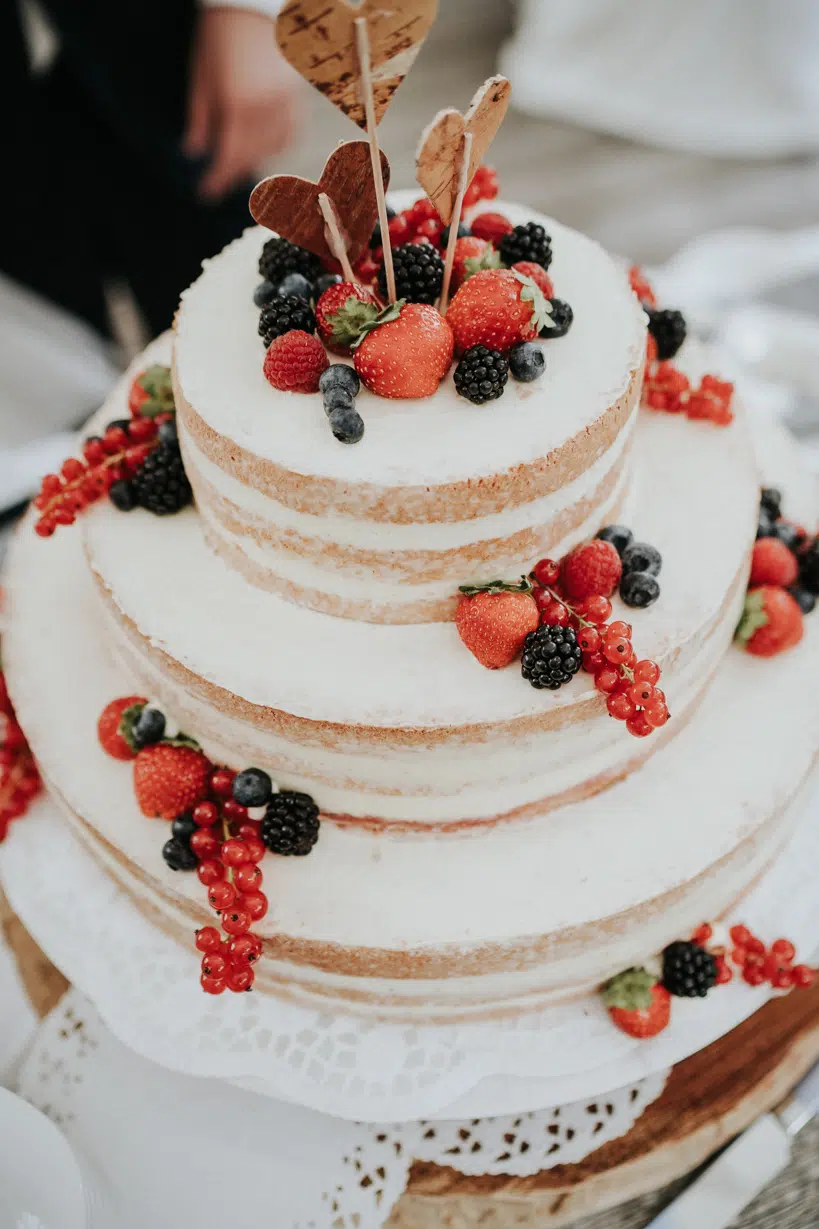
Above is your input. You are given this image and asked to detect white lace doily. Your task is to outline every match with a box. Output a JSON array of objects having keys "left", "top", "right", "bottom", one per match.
[
  {"left": 2, "top": 789, "right": 818, "bottom": 1123},
  {"left": 12, "top": 988, "right": 668, "bottom": 1229}
]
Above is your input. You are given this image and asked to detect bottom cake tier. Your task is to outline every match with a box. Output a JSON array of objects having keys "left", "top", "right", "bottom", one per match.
[{"left": 3, "top": 410, "right": 818, "bottom": 1023}]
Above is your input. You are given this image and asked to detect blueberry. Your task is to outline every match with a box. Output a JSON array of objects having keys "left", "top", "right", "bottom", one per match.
[
  {"left": 319, "top": 364, "right": 360, "bottom": 397},
  {"left": 441, "top": 222, "right": 471, "bottom": 246},
  {"left": 172, "top": 813, "right": 197, "bottom": 843},
  {"left": 158, "top": 419, "right": 178, "bottom": 444},
  {"left": 133, "top": 706, "right": 166, "bottom": 747},
  {"left": 508, "top": 342, "right": 545, "bottom": 383},
  {"left": 232, "top": 767, "right": 273, "bottom": 808},
  {"left": 620, "top": 571, "right": 661, "bottom": 609},
  {"left": 330, "top": 405, "right": 365, "bottom": 445},
  {"left": 277, "top": 272, "right": 314, "bottom": 300},
  {"left": 253, "top": 280, "right": 277, "bottom": 307},
  {"left": 760, "top": 487, "right": 782, "bottom": 520},
  {"left": 595, "top": 525, "right": 633, "bottom": 557},
  {"left": 315, "top": 273, "right": 343, "bottom": 297},
  {"left": 622, "top": 541, "right": 662, "bottom": 577},
  {"left": 799, "top": 539, "right": 819, "bottom": 594},
  {"left": 789, "top": 586, "right": 816, "bottom": 615},
  {"left": 770, "top": 521, "right": 803, "bottom": 551},
  {"left": 109, "top": 479, "right": 136, "bottom": 512},
  {"left": 106, "top": 418, "right": 131, "bottom": 432},
  {"left": 162, "top": 838, "right": 198, "bottom": 872},
  {"left": 323, "top": 387, "right": 355, "bottom": 418},
  {"left": 756, "top": 510, "right": 774, "bottom": 539},
  {"left": 540, "top": 299, "right": 573, "bottom": 339}
]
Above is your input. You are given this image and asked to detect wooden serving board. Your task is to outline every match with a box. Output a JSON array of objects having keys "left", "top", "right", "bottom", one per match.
[{"left": 3, "top": 890, "right": 818, "bottom": 1228}]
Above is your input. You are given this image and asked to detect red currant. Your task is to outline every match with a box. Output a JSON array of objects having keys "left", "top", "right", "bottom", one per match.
[
  {"left": 237, "top": 821, "right": 262, "bottom": 842},
  {"left": 208, "top": 881, "right": 237, "bottom": 911},
  {"left": 771, "top": 967, "right": 794, "bottom": 990},
  {"left": 221, "top": 839, "right": 251, "bottom": 866},
  {"left": 532, "top": 558, "right": 560, "bottom": 587},
  {"left": 201, "top": 952, "right": 228, "bottom": 979},
  {"left": 241, "top": 891, "right": 269, "bottom": 922},
  {"left": 229, "top": 933, "right": 263, "bottom": 965},
  {"left": 200, "top": 973, "right": 226, "bottom": 995},
  {"left": 234, "top": 863, "right": 262, "bottom": 893},
  {"left": 626, "top": 711, "right": 652, "bottom": 737},
  {"left": 415, "top": 218, "right": 442, "bottom": 243},
  {"left": 746, "top": 936, "right": 766, "bottom": 956},
  {"left": 221, "top": 908, "right": 252, "bottom": 936},
  {"left": 83, "top": 438, "right": 105, "bottom": 465},
  {"left": 644, "top": 701, "right": 669, "bottom": 729},
  {"left": 715, "top": 956, "right": 733, "bottom": 985},
  {"left": 197, "top": 859, "right": 225, "bottom": 887},
  {"left": 242, "top": 838, "right": 266, "bottom": 864},
  {"left": 744, "top": 950, "right": 765, "bottom": 969},
  {"left": 227, "top": 965, "right": 255, "bottom": 993},
  {"left": 542, "top": 601, "right": 569, "bottom": 627},
  {"left": 730, "top": 925, "right": 752, "bottom": 946},
  {"left": 210, "top": 768, "right": 235, "bottom": 798},
  {"left": 594, "top": 666, "right": 621, "bottom": 694},
  {"left": 607, "top": 620, "right": 632, "bottom": 639},
  {"left": 603, "top": 636, "right": 631, "bottom": 664},
  {"left": 627, "top": 681, "right": 655, "bottom": 706},
  {"left": 731, "top": 946, "right": 747, "bottom": 967},
  {"left": 742, "top": 964, "right": 766, "bottom": 987},
  {"left": 607, "top": 692, "right": 635, "bottom": 721},
  {"left": 792, "top": 965, "right": 816, "bottom": 988},
  {"left": 190, "top": 829, "right": 220, "bottom": 860},
  {"left": 193, "top": 801, "right": 219, "bottom": 828},
  {"left": 577, "top": 628, "right": 601, "bottom": 654},
  {"left": 195, "top": 925, "right": 222, "bottom": 954},
  {"left": 388, "top": 214, "right": 410, "bottom": 244},
  {"left": 532, "top": 587, "right": 552, "bottom": 613},
  {"left": 582, "top": 651, "right": 605, "bottom": 674},
  {"left": 691, "top": 923, "right": 713, "bottom": 946},
  {"left": 583, "top": 595, "right": 612, "bottom": 623},
  {"left": 634, "top": 660, "right": 660, "bottom": 685},
  {"left": 223, "top": 798, "right": 249, "bottom": 824},
  {"left": 771, "top": 939, "right": 796, "bottom": 964}
]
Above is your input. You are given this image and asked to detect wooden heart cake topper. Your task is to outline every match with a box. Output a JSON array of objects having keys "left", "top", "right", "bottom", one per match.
[
  {"left": 276, "top": 0, "right": 439, "bottom": 128},
  {"left": 416, "top": 75, "right": 511, "bottom": 224},
  {"left": 250, "top": 141, "right": 390, "bottom": 266}
]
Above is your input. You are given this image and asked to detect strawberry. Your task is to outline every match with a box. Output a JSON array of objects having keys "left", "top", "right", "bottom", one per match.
[
  {"left": 749, "top": 538, "right": 798, "bottom": 588},
  {"left": 455, "top": 582, "right": 539, "bottom": 669},
  {"left": 451, "top": 237, "right": 501, "bottom": 291},
  {"left": 263, "top": 330, "right": 329, "bottom": 393},
  {"left": 315, "top": 282, "right": 381, "bottom": 355},
  {"left": 353, "top": 302, "right": 453, "bottom": 399},
  {"left": 560, "top": 540, "right": 622, "bottom": 602},
  {"left": 446, "top": 269, "right": 550, "bottom": 355},
  {"left": 602, "top": 968, "right": 671, "bottom": 1039},
  {"left": 470, "top": 211, "right": 514, "bottom": 245},
  {"left": 133, "top": 743, "right": 212, "bottom": 820},
  {"left": 97, "top": 695, "right": 147, "bottom": 761},
  {"left": 127, "top": 365, "right": 175, "bottom": 418},
  {"left": 512, "top": 261, "right": 554, "bottom": 299},
  {"left": 736, "top": 585, "right": 804, "bottom": 657}
]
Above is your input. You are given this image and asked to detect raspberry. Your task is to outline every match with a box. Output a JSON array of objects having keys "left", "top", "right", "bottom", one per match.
[
  {"left": 511, "top": 262, "right": 554, "bottom": 298},
  {"left": 263, "top": 330, "right": 329, "bottom": 393},
  {"left": 560, "top": 540, "right": 622, "bottom": 601},
  {"left": 470, "top": 211, "right": 514, "bottom": 245}
]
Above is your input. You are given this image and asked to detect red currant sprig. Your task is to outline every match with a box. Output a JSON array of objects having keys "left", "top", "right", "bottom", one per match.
[
  {"left": 0, "top": 674, "right": 42, "bottom": 843},
  {"left": 530, "top": 561, "right": 667, "bottom": 739},
  {"left": 728, "top": 924, "right": 815, "bottom": 991},
  {"left": 194, "top": 767, "right": 268, "bottom": 996},
  {"left": 642, "top": 348, "right": 734, "bottom": 426},
  {"left": 33, "top": 418, "right": 158, "bottom": 537}
]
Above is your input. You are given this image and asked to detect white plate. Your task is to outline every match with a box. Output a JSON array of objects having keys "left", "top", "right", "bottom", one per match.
[{"left": 0, "top": 1087, "right": 86, "bottom": 1229}]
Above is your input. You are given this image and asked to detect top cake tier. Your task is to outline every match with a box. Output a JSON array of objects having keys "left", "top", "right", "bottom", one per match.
[{"left": 174, "top": 198, "right": 646, "bottom": 624}]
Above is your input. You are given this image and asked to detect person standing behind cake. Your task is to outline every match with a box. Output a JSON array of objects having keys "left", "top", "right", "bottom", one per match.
[{"left": 1, "top": 0, "right": 292, "bottom": 343}]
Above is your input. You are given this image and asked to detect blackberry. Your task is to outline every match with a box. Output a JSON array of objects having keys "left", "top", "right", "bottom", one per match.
[
  {"left": 521, "top": 625, "right": 582, "bottom": 690},
  {"left": 109, "top": 479, "right": 136, "bottom": 512},
  {"left": 647, "top": 308, "right": 687, "bottom": 361},
  {"left": 132, "top": 440, "right": 192, "bottom": 516},
  {"left": 259, "top": 296, "right": 316, "bottom": 346},
  {"left": 380, "top": 243, "right": 444, "bottom": 304},
  {"left": 541, "top": 299, "right": 573, "bottom": 338},
  {"left": 454, "top": 346, "right": 508, "bottom": 404},
  {"left": 258, "top": 236, "right": 322, "bottom": 286},
  {"left": 232, "top": 768, "right": 273, "bottom": 808},
  {"left": 799, "top": 537, "right": 819, "bottom": 595},
  {"left": 499, "top": 222, "right": 552, "bottom": 270},
  {"left": 756, "top": 510, "right": 774, "bottom": 539},
  {"left": 760, "top": 487, "right": 782, "bottom": 520},
  {"left": 596, "top": 525, "right": 633, "bottom": 557},
  {"left": 162, "top": 837, "right": 198, "bottom": 872},
  {"left": 662, "top": 940, "right": 718, "bottom": 998},
  {"left": 261, "top": 791, "right": 320, "bottom": 856}
]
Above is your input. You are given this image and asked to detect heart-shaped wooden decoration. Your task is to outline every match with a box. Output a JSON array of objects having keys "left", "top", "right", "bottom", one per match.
[
  {"left": 416, "top": 75, "right": 511, "bottom": 223},
  {"left": 249, "top": 141, "right": 390, "bottom": 264},
  {"left": 276, "top": 0, "right": 438, "bottom": 128}
]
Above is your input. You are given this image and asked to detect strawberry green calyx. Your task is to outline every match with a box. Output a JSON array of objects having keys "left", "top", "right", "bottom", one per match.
[
  {"left": 601, "top": 966, "right": 657, "bottom": 1011},
  {"left": 162, "top": 733, "right": 202, "bottom": 752},
  {"left": 462, "top": 247, "right": 502, "bottom": 283},
  {"left": 330, "top": 298, "right": 405, "bottom": 350},
  {"left": 459, "top": 575, "right": 534, "bottom": 597},
  {"left": 118, "top": 702, "right": 147, "bottom": 754},
  {"left": 513, "top": 271, "right": 552, "bottom": 334},
  {"left": 136, "top": 365, "right": 175, "bottom": 417},
  {"left": 735, "top": 589, "right": 769, "bottom": 644}
]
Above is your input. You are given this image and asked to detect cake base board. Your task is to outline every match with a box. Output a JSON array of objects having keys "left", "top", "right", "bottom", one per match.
[{"left": 393, "top": 980, "right": 819, "bottom": 1227}]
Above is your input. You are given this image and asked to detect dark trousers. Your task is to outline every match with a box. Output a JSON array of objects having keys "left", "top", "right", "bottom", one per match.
[{"left": 1, "top": 0, "right": 253, "bottom": 339}]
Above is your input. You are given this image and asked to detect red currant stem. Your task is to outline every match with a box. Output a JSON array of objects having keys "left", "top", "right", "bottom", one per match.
[
  {"left": 541, "top": 587, "right": 597, "bottom": 631},
  {"left": 36, "top": 442, "right": 151, "bottom": 520}
]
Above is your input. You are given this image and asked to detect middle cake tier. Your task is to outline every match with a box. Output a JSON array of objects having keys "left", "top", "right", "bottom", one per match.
[{"left": 83, "top": 341, "right": 759, "bottom": 827}]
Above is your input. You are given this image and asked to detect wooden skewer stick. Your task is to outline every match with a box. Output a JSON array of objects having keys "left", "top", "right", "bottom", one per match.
[
  {"left": 318, "top": 192, "right": 356, "bottom": 282},
  {"left": 355, "top": 17, "right": 396, "bottom": 303},
  {"left": 438, "top": 129, "right": 473, "bottom": 314}
]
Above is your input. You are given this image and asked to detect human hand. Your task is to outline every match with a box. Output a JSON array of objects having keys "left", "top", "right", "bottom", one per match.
[{"left": 184, "top": 6, "right": 300, "bottom": 200}]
